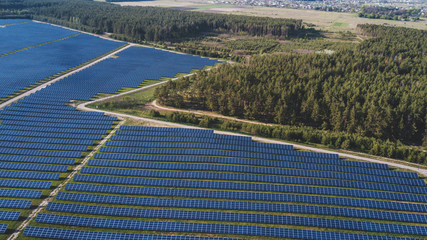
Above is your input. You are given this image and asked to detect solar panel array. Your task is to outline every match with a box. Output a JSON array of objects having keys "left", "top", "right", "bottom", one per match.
[
  {"left": 24, "top": 226, "right": 245, "bottom": 240},
  {"left": 0, "top": 19, "right": 223, "bottom": 238},
  {"left": 2, "top": 18, "right": 425, "bottom": 240},
  {"left": 33, "top": 126, "right": 427, "bottom": 240},
  {"left": 0, "top": 20, "right": 125, "bottom": 236},
  {"left": 34, "top": 213, "right": 426, "bottom": 240},
  {"left": 0, "top": 25, "right": 125, "bottom": 100},
  {"left": 0, "top": 21, "right": 78, "bottom": 55}
]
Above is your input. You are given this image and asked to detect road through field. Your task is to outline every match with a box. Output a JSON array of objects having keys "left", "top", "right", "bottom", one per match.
[{"left": 78, "top": 96, "right": 427, "bottom": 178}]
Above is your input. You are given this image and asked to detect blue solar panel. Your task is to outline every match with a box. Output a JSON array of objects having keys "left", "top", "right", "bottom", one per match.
[
  {"left": 87, "top": 160, "right": 425, "bottom": 186},
  {"left": 0, "top": 224, "right": 7, "bottom": 234},
  {"left": 100, "top": 146, "right": 380, "bottom": 169},
  {"left": 0, "top": 199, "right": 32, "bottom": 209},
  {"left": 0, "top": 155, "right": 75, "bottom": 165},
  {"left": 0, "top": 19, "right": 30, "bottom": 25},
  {"left": 105, "top": 140, "right": 294, "bottom": 155},
  {"left": 0, "top": 147, "right": 82, "bottom": 158},
  {"left": 0, "top": 125, "right": 107, "bottom": 135},
  {"left": 0, "top": 21, "right": 77, "bottom": 55},
  {"left": 0, "top": 32, "right": 125, "bottom": 99},
  {"left": 93, "top": 153, "right": 416, "bottom": 179},
  {"left": 56, "top": 192, "right": 427, "bottom": 223},
  {"left": 0, "top": 135, "right": 94, "bottom": 146},
  {"left": 35, "top": 214, "right": 426, "bottom": 239},
  {"left": 65, "top": 182, "right": 427, "bottom": 204},
  {"left": 46, "top": 202, "right": 427, "bottom": 234},
  {"left": 0, "top": 210, "right": 20, "bottom": 221},
  {"left": 0, "top": 141, "right": 87, "bottom": 151},
  {"left": 0, "top": 162, "right": 67, "bottom": 172},
  {"left": 23, "top": 226, "right": 246, "bottom": 240},
  {"left": 0, "top": 179, "right": 51, "bottom": 189},
  {"left": 0, "top": 170, "right": 59, "bottom": 180},
  {"left": 0, "top": 129, "right": 103, "bottom": 140},
  {"left": 110, "top": 135, "right": 292, "bottom": 150},
  {"left": 0, "top": 188, "right": 42, "bottom": 198},
  {"left": 1, "top": 119, "right": 111, "bottom": 130},
  {"left": 78, "top": 167, "right": 426, "bottom": 195}
]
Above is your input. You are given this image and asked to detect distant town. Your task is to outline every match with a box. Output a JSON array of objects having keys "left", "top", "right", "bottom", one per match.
[{"left": 213, "top": 0, "right": 426, "bottom": 16}]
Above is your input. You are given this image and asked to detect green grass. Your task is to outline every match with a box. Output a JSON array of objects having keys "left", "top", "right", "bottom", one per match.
[{"left": 332, "top": 22, "right": 349, "bottom": 28}]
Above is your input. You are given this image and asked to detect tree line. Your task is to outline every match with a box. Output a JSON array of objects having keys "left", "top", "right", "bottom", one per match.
[
  {"left": 358, "top": 6, "right": 421, "bottom": 21},
  {"left": 0, "top": 0, "right": 302, "bottom": 42},
  {"left": 156, "top": 24, "right": 426, "bottom": 150}
]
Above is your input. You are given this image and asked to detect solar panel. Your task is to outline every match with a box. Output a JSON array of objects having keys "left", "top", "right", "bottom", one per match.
[
  {"left": 0, "top": 199, "right": 32, "bottom": 209},
  {"left": 46, "top": 202, "right": 427, "bottom": 234},
  {"left": 93, "top": 153, "right": 416, "bottom": 178},
  {"left": 86, "top": 160, "right": 425, "bottom": 186},
  {"left": 0, "top": 210, "right": 20, "bottom": 221},
  {"left": 24, "top": 226, "right": 246, "bottom": 240},
  {"left": 0, "top": 188, "right": 42, "bottom": 198},
  {"left": 56, "top": 192, "right": 427, "bottom": 223},
  {"left": 76, "top": 170, "right": 427, "bottom": 196},
  {"left": 65, "top": 182, "right": 427, "bottom": 204},
  {"left": 35, "top": 214, "right": 426, "bottom": 239}
]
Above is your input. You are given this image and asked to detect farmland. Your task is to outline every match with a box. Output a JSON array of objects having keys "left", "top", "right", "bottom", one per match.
[
  {"left": 0, "top": 16, "right": 427, "bottom": 240},
  {"left": 116, "top": 0, "right": 427, "bottom": 32}
]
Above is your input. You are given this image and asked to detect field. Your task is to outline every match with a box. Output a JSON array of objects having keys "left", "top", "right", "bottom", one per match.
[
  {"left": 117, "top": 0, "right": 427, "bottom": 32},
  {"left": 0, "top": 18, "right": 427, "bottom": 240}
]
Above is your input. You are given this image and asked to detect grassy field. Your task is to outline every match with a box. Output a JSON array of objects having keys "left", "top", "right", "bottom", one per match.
[{"left": 116, "top": 0, "right": 427, "bottom": 32}]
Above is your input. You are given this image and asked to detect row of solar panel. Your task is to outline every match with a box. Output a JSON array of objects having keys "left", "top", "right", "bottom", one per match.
[
  {"left": 0, "top": 135, "right": 94, "bottom": 146},
  {"left": 0, "top": 141, "right": 88, "bottom": 152},
  {"left": 0, "top": 147, "right": 82, "bottom": 158},
  {"left": 23, "top": 226, "right": 243, "bottom": 240},
  {"left": 34, "top": 214, "right": 425, "bottom": 240},
  {"left": 0, "top": 179, "right": 51, "bottom": 189},
  {"left": 15, "top": 98, "right": 79, "bottom": 106},
  {"left": 66, "top": 182, "right": 427, "bottom": 203},
  {"left": 0, "top": 115, "right": 114, "bottom": 125},
  {"left": 0, "top": 110, "right": 115, "bottom": 121},
  {"left": 87, "top": 159, "right": 424, "bottom": 186},
  {"left": 0, "top": 155, "right": 76, "bottom": 165},
  {"left": 115, "top": 130, "right": 252, "bottom": 142},
  {"left": 56, "top": 192, "right": 427, "bottom": 223},
  {"left": 10, "top": 102, "right": 77, "bottom": 111},
  {"left": 0, "top": 224, "right": 6, "bottom": 234},
  {"left": 1, "top": 31, "right": 125, "bottom": 101},
  {"left": 0, "top": 210, "right": 20, "bottom": 221},
  {"left": 0, "top": 162, "right": 68, "bottom": 172},
  {"left": 0, "top": 170, "right": 59, "bottom": 180},
  {"left": 110, "top": 135, "right": 292, "bottom": 150},
  {"left": 45, "top": 202, "right": 427, "bottom": 235},
  {"left": 119, "top": 126, "right": 213, "bottom": 134},
  {"left": 105, "top": 141, "right": 295, "bottom": 155},
  {"left": 0, "top": 125, "right": 107, "bottom": 135},
  {"left": 25, "top": 46, "right": 219, "bottom": 104},
  {"left": 0, "top": 199, "right": 32, "bottom": 209},
  {"left": 4, "top": 106, "right": 106, "bottom": 116},
  {"left": 0, "top": 18, "right": 30, "bottom": 25},
  {"left": 0, "top": 188, "right": 42, "bottom": 199},
  {"left": 0, "top": 130, "right": 102, "bottom": 140},
  {"left": 100, "top": 147, "right": 383, "bottom": 169},
  {"left": 79, "top": 167, "right": 426, "bottom": 194},
  {"left": 0, "top": 21, "right": 77, "bottom": 55},
  {"left": 93, "top": 153, "right": 415, "bottom": 178},
  {"left": 1, "top": 119, "right": 112, "bottom": 130}
]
